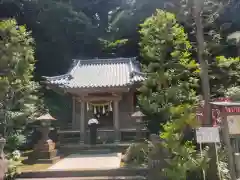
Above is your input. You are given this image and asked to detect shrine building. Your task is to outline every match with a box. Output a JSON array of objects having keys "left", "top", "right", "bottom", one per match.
[{"left": 43, "top": 57, "right": 146, "bottom": 144}]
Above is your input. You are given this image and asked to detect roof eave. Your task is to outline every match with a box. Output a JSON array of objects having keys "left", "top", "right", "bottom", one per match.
[{"left": 42, "top": 73, "right": 72, "bottom": 81}]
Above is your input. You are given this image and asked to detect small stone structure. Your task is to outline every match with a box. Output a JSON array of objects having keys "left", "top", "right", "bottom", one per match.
[
  {"left": 29, "top": 113, "right": 60, "bottom": 163},
  {"left": 131, "top": 108, "right": 146, "bottom": 140}
]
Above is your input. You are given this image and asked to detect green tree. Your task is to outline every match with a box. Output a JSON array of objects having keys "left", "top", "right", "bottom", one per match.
[
  {"left": 138, "top": 10, "right": 199, "bottom": 133},
  {"left": 139, "top": 10, "right": 208, "bottom": 179},
  {"left": 210, "top": 56, "right": 240, "bottom": 96},
  {"left": 0, "top": 19, "right": 42, "bottom": 138},
  {"left": 161, "top": 104, "right": 209, "bottom": 180}
]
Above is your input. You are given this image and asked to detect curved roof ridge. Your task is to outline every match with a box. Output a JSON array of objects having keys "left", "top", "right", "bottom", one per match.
[
  {"left": 72, "top": 57, "right": 137, "bottom": 65},
  {"left": 43, "top": 73, "right": 71, "bottom": 80},
  {"left": 69, "top": 60, "right": 81, "bottom": 75}
]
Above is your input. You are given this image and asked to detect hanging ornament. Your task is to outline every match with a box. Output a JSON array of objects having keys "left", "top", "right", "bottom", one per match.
[
  {"left": 94, "top": 106, "right": 97, "bottom": 114},
  {"left": 109, "top": 102, "right": 112, "bottom": 111},
  {"left": 102, "top": 105, "right": 106, "bottom": 114},
  {"left": 88, "top": 101, "right": 113, "bottom": 116},
  {"left": 87, "top": 103, "right": 89, "bottom": 111}
]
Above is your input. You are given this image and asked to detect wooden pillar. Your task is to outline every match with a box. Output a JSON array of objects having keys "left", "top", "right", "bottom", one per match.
[
  {"left": 80, "top": 101, "right": 85, "bottom": 144},
  {"left": 113, "top": 100, "right": 120, "bottom": 143},
  {"left": 72, "top": 97, "right": 76, "bottom": 129}
]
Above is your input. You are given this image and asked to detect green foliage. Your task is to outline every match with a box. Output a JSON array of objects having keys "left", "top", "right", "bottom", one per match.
[
  {"left": 138, "top": 10, "right": 199, "bottom": 131},
  {"left": 99, "top": 38, "right": 128, "bottom": 56},
  {"left": 5, "top": 150, "right": 22, "bottom": 180},
  {"left": 160, "top": 104, "right": 209, "bottom": 180},
  {"left": 122, "top": 141, "right": 150, "bottom": 167},
  {"left": 210, "top": 56, "right": 240, "bottom": 97},
  {"left": 5, "top": 133, "right": 26, "bottom": 152},
  {"left": 224, "top": 86, "right": 240, "bottom": 100},
  {"left": 138, "top": 10, "right": 209, "bottom": 179},
  {"left": 218, "top": 147, "right": 231, "bottom": 180},
  {"left": 0, "top": 19, "right": 43, "bottom": 137},
  {"left": 179, "top": 0, "right": 229, "bottom": 57}
]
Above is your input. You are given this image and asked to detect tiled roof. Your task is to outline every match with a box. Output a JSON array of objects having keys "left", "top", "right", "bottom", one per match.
[{"left": 43, "top": 57, "right": 145, "bottom": 88}]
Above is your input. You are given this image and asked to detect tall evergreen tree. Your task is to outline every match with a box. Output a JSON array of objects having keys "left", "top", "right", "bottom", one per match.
[
  {"left": 138, "top": 10, "right": 199, "bottom": 133},
  {"left": 0, "top": 19, "right": 43, "bottom": 137}
]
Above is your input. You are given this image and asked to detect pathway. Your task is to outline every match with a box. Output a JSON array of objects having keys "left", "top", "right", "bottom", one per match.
[{"left": 48, "top": 153, "right": 122, "bottom": 170}]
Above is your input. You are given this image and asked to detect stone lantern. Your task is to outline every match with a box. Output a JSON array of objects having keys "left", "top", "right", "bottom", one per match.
[
  {"left": 131, "top": 107, "right": 146, "bottom": 141},
  {"left": 29, "top": 113, "right": 60, "bottom": 163}
]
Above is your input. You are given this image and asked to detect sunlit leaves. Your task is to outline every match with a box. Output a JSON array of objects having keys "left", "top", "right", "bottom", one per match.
[
  {"left": 138, "top": 10, "right": 199, "bottom": 127},
  {"left": 160, "top": 105, "right": 208, "bottom": 180},
  {"left": 0, "top": 19, "right": 43, "bottom": 136},
  {"left": 210, "top": 56, "right": 240, "bottom": 96},
  {"left": 138, "top": 10, "right": 208, "bottom": 179}
]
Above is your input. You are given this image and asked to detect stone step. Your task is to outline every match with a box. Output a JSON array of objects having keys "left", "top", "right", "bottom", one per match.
[
  {"left": 59, "top": 148, "right": 113, "bottom": 156},
  {"left": 18, "top": 168, "right": 148, "bottom": 179},
  {"left": 59, "top": 143, "right": 131, "bottom": 151},
  {"left": 74, "top": 149, "right": 112, "bottom": 154},
  {"left": 17, "top": 176, "right": 147, "bottom": 180}
]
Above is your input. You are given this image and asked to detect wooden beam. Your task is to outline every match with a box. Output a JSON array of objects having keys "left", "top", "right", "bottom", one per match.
[
  {"left": 66, "top": 87, "right": 130, "bottom": 95},
  {"left": 78, "top": 95, "right": 122, "bottom": 102}
]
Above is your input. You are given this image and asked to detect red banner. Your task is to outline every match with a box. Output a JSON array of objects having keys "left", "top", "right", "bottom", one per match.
[{"left": 197, "top": 97, "right": 240, "bottom": 127}]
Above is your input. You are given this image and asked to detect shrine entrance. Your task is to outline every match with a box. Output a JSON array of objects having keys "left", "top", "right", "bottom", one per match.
[{"left": 87, "top": 100, "right": 114, "bottom": 128}]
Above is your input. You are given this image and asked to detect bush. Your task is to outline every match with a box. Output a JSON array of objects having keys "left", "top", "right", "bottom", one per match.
[
  {"left": 122, "top": 141, "right": 151, "bottom": 167},
  {"left": 218, "top": 147, "right": 231, "bottom": 180},
  {"left": 5, "top": 150, "right": 22, "bottom": 180},
  {"left": 5, "top": 134, "right": 26, "bottom": 152}
]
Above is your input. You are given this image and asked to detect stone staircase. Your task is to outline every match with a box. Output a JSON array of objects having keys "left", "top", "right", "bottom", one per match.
[
  {"left": 18, "top": 145, "right": 147, "bottom": 180},
  {"left": 18, "top": 176, "right": 146, "bottom": 180},
  {"left": 59, "top": 143, "right": 131, "bottom": 156},
  {"left": 17, "top": 168, "right": 148, "bottom": 179}
]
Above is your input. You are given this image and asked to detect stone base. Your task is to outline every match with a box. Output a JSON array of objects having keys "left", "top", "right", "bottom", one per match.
[
  {"left": 35, "top": 156, "right": 60, "bottom": 164},
  {"left": 30, "top": 149, "right": 58, "bottom": 159},
  {"left": 28, "top": 149, "right": 59, "bottom": 164},
  {"left": 34, "top": 139, "right": 56, "bottom": 152}
]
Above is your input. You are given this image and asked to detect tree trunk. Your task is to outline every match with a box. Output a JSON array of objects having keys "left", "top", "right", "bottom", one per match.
[
  {"left": 193, "top": 0, "right": 219, "bottom": 180},
  {"left": 194, "top": 0, "right": 211, "bottom": 125}
]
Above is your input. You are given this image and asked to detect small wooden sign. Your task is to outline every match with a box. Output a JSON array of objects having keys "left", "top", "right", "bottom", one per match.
[
  {"left": 196, "top": 127, "right": 220, "bottom": 143},
  {"left": 227, "top": 115, "right": 240, "bottom": 135}
]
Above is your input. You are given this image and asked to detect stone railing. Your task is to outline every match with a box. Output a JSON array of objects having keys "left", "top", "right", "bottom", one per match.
[{"left": 58, "top": 128, "right": 149, "bottom": 145}]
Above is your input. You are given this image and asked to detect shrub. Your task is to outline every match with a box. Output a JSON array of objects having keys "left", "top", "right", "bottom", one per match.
[
  {"left": 5, "top": 150, "right": 22, "bottom": 180},
  {"left": 5, "top": 134, "right": 26, "bottom": 152},
  {"left": 122, "top": 141, "right": 150, "bottom": 167},
  {"left": 218, "top": 147, "right": 231, "bottom": 180}
]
